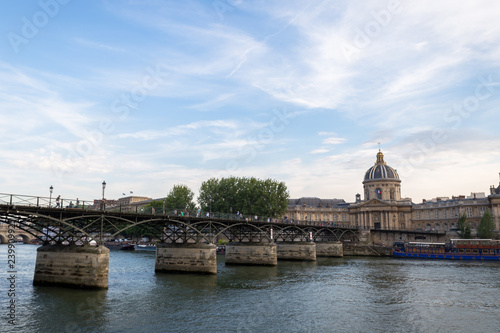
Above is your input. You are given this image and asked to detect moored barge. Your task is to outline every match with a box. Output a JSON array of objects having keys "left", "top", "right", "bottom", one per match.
[{"left": 393, "top": 239, "right": 500, "bottom": 261}]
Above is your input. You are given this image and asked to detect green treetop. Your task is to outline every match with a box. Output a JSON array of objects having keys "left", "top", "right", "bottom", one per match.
[
  {"left": 197, "top": 176, "right": 290, "bottom": 218},
  {"left": 457, "top": 212, "right": 471, "bottom": 239},
  {"left": 142, "top": 184, "right": 196, "bottom": 214},
  {"left": 477, "top": 209, "right": 495, "bottom": 239}
]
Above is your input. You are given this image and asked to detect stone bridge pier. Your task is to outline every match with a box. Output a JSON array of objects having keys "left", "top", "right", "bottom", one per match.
[
  {"left": 276, "top": 241, "right": 317, "bottom": 261},
  {"left": 155, "top": 243, "right": 217, "bottom": 274},
  {"left": 316, "top": 241, "right": 343, "bottom": 257},
  {"left": 33, "top": 244, "right": 110, "bottom": 289},
  {"left": 225, "top": 241, "right": 277, "bottom": 266}
]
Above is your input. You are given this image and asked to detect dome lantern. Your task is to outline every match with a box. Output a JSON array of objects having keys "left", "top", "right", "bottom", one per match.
[{"left": 376, "top": 150, "right": 386, "bottom": 165}]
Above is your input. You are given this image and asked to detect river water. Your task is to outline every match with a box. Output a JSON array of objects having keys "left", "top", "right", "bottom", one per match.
[{"left": 1, "top": 245, "right": 499, "bottom": 333}]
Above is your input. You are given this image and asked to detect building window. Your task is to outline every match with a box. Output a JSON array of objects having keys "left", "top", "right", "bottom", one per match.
[
  {"left": 466, "top": 207, "right": 473, "bottom": 218},
  {"left": 416, "top": 211, "right": 421, "bottom": 220},
  {"left": 342, "top": 214, "right": 347, "bottom": 222},
  {"left": 425, "top": 211, "right": 430, "bottom": 219},
  {"left": 434, "top": 211, "right": 439, "bottom": 219},
  {"left": 480, "top": 207, "right": 486, "bottom": 216},
  {"left": 443, "top": 210, "right": 447, "bottom": 219}
]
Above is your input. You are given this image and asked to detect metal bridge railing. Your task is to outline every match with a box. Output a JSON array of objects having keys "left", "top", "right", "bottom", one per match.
[
  {"left": 0, "top": 192, "right": 359, "bottom": 229},
  {"left": 0, "top": 193, "right": 94, "bottom": 210}
]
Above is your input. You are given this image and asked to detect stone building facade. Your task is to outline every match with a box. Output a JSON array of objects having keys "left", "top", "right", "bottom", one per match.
[
  {"left": 286, "top": 150, "right": 500, "bottom": 235},
  {"left": 107, "top": 196, "right": 153, "bottom": 212}
]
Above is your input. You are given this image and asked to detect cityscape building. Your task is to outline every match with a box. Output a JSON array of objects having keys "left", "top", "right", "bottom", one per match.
[{"left": 286, "top": 151, "right": 500, "bottom": 235}]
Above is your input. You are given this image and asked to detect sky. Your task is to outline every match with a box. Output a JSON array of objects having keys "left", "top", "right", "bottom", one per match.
[{"left": 1, "top": 0, "right": 499, "bottom": 204}]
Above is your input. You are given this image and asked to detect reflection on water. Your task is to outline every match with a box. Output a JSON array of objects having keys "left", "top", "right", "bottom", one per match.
[{"left": 1, "top": 245, "right": 499, "bottom": 333}]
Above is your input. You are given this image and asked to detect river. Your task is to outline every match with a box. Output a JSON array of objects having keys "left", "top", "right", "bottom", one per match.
[{"left": 1, "top": 245, "right": 499, "bottom": 333}]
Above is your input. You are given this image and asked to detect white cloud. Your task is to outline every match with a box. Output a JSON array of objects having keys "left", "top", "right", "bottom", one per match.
[
  {"left": 73, "top": 37, "right": 126, "bottom": 52},
  {"left": 310, "top": 149, "right": 329, "bottom": 154},
  {"left": 322, "top": 137, "right": 347, "bottom": 145},
  {"left": 243, "top": 0, "right": 500, "bottom": 126},
  {"left": 318, "top": 131, "right": 337, "bottom": 136}
]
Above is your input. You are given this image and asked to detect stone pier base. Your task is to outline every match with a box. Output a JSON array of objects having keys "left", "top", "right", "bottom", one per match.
[
  {"left": 155, "top": 243, "right": 217, "bottom": 274},
  {"left": 225, "top": 242, "right": 277, "bottom": 266},
  {"left": 343, "top": 243, "right": 393, "bottom": 256},
  {"left": 33, "top": 245, "right": 109, "bottom": 289},
  {"left": 276, "top": 241, "right": 316, "bottom": 261},
  {"left": 316, "top": 242, "right": 343, "bottom": 257}
]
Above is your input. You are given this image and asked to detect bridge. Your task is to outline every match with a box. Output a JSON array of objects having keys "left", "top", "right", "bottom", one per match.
[
  {"left": 1, "top": 192, "right": 447, "bottom": 289},
  {"left": 0, "top": 192, "right": 362, "bottom": 289}
]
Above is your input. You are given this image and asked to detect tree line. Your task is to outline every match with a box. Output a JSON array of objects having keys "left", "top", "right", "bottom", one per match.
[
  {"left": 141, "top": 176, "right": 290, "bottom": 218},
  {"left": 458, "top": 209, "right": 495, "bottom": 239}
]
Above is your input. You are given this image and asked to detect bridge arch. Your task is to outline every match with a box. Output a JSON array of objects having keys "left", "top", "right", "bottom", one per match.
[
  {"left": 272, "top": 225, "right": 314, "bottom": 242},
  {"left": 212, "top": 222, "right": 272, "bottom": 243}
]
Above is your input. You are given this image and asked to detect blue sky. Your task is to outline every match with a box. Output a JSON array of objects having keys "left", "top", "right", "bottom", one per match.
[{"left": 1, "top": 0, "right": 499, "bottom": 204}]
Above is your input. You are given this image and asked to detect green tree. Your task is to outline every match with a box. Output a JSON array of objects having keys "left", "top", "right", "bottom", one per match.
[
  {"left": 477, "top": 209, "right": 495, "bottom": 239},
  {"left": 142, "top": 184, "right": 196, "bottom": 214},
  {"left": 457, "top": 213, "right": 471, "bottom": 239},
  {"left": 164, "top": 184, "right": 196, "bottom": 211},
  {"left": 198, "top": 176, "right": 289, "bottom": 218}
]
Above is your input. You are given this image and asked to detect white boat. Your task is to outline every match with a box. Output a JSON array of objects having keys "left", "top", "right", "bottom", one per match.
[{"left": 134, "top": 244, "right": 156, "bottom": 251}]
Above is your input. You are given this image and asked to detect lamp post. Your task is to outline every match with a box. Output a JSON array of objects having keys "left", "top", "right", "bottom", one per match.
[
  {"left": 49, "top": 185, "right": 53, "bottom": 207},
  {"left": 102, "top": 181, "right": 106, "bottom": 211}
]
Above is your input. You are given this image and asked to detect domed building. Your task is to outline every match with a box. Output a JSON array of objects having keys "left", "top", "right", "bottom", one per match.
[
  {"left": 285, "top": 150, "right": 500, "bottom": 242},
  {"left": 286, "top": 150, "right": 413, "bottom": 231},
  {"left": 351, "top": 151, "right": 412, "bottom": 230}
]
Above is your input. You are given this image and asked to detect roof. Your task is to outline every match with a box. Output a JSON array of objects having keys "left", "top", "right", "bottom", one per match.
[
  {"left": 288, "top": 197, "right": 348, "bottom": 208},
  {"left": 364, "top": 150, "right": 400, "bottom": 181}
]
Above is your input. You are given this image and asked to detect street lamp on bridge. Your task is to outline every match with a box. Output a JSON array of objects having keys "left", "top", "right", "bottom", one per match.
[
  {"left": 102, "top": 181, "right": 106, "bottom": 211},
  {"left": 49, "top": 185, "right": 53, "bottom": 207}
]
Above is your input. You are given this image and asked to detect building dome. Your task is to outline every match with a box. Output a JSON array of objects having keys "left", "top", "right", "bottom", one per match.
[{"left": 364, "top": 150, "right": 400, "bottom": 181}]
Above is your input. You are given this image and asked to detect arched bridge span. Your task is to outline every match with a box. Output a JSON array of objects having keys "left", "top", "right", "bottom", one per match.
[{"left": 0, "top": 204, "right": 359, "bottom": 245}]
